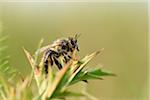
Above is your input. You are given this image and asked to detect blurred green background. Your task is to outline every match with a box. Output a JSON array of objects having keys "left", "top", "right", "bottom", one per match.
[{"left": 0, "top": 2, "right": 148, "bottom": 100}]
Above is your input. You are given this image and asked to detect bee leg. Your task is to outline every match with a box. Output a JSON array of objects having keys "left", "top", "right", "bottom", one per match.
[
  {"left": 58, "top": 50, "right": 66, "bottom": 63},
  {"left": 63, "top": 51, "right": 72, "bottom": 62},
  {"left": 44, "top": 60, "right": 49, "bottom": 74},
  {"left": 59, "top": 50, "right": 67, "bottom": 56},
  {"left": 60, "top": 51, "right": 68, "bottom": 63},
  {"left": 67, "top": 55, "right": 72, "bottom": 59},
  {"left": 70, "top": 48, "right": 73, "bottom": 52},
  {"left": 65, "top": 55, "right": 72, "bottom": 63},
  {"left": 63, "top": 55, "right": 69, "bottom": 63},
  {"left": 48, "top": 49, "right": 59, "bottom": 66},
  {"left": 48, "top": 55, "right": 54, "bottom": 66},
  {"left": 53, "top": 57, "right": 62, "bottom": 70},
  {"left": 43, "top": 49, "right": 51, "bottom": 61}
]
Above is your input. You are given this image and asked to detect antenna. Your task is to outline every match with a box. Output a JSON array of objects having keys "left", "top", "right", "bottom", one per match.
[{"left": 74, "top": 33, "right": 81, "bottom": 39}]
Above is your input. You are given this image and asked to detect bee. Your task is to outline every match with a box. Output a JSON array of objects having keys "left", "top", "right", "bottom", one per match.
[{"left": 41, "top": 34, "right": 80, "bottom": 74}]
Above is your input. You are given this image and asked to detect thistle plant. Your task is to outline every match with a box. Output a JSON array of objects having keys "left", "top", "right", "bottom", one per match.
[{"left": 0, "top": 35, "right": 115, "bottom": 100}]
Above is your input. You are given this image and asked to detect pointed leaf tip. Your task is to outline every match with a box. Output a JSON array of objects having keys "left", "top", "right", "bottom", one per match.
[
  {"left": 23, "top": 47, "right": 36, "bottom": 70},
  {"left": 96, "top": 48, "right": 104, "bottom": 55}
]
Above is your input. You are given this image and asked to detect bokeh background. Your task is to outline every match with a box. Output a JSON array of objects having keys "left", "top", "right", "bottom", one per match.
[{"left": 0, "top": 1, "right": 148, "bottom": 100}]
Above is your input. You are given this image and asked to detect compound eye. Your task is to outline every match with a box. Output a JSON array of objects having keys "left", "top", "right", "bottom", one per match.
[
  {"left": 70, "top": 39, "right": 74, "bottom": 45},
  {"left": 71, "top": 40, "right": 76, "bottom": 49}
]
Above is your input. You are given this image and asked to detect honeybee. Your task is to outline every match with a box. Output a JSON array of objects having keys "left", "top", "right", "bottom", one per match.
[{"left": 41, "top": 34, "right": 80, "bottom": 74}]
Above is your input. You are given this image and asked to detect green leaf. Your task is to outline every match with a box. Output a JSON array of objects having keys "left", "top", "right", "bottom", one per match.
[
  {"left": 70, "top": 67, "right": 116, "bottom": 85},
  {"left": 42, "top": 61, "right": 73, "bottom": 99},
  {"left": 0, "top": 74, "right": 11, "bottom": 99},
  {"left": 86, "top": 67, "right": 116, "bottom": 77},
  {"left": 52, "top": 70, "right": 70, "bottom": 93},
  {"left": 23, "top": 48, "right": 42, "bottom": 92},
  {"left": 64, "top": 51, "right": 102, "bottom": 87},
  {"left": 0, "top": 35, "right": 18, "bottom": 81}
]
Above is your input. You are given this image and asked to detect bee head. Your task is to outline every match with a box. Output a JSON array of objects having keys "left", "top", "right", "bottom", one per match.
[{"left": 68, "top": 33, "right": 80, "bottom": 51}]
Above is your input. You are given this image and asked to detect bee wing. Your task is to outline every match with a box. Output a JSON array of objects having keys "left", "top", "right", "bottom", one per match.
[
  {"left": 37, "top": 44, "right": 59, "bottom": 54},
  {"left": 38, "top": 45, "right": 52, "bottom": 53}
]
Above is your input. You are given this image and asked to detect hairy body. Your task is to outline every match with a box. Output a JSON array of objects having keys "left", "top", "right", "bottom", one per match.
[{"left": 41, "top": 34, "right": 80, "bottom": 74}]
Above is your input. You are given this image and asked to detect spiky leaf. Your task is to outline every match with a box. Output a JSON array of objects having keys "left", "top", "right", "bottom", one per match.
[{"left": 70, "top": 67, "right": 116, "bottom": 85}]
